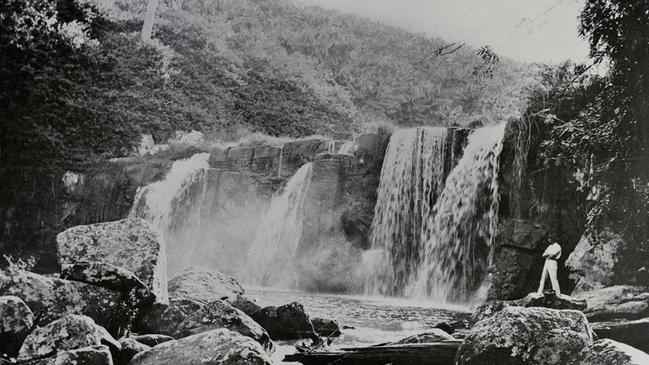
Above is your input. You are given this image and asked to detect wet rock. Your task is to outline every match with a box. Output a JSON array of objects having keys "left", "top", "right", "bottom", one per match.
[
  {"left": 568, "top": 339, "right": 649, "bottom": 365},
  {"left": 434, "top": 322, "right": 456, "bottom": 334},
  {"left": 250, "top": 302, "right": 317, "bottom": 340},
  {"left": 18, "top": 314, "right": 119, "bottom": 362},
  {"left": 129, "top": 328, "right": 274, "bottom": 365},
  {"left": 0, "top": 269, "right": 127, "bottom": 334},
  {"left": 174, "top": 300, "right": 274, "bottom": 353},
  {"left": 394, "top": 329, "right": 455, "bottom": 344},
  {"left": 57, "top": 218, "right": 167, "bottom": 304},
  {"left": 116, "top": 338, "right": 150, "bottom": 365},
  {"left": 456, "top": 307, "right": 594, "bottom": 365},
  {"left": 131, "top": 334, "right": 174, "bottom": 347},
  {"left": 311, "top": 317, "right": 342, "bottom": 337},
  {"left": 0, "top": 295, "right": 34, "bottom": 358},
  {"left": 229, "top": 296, "right": 262, "bottom": 317},
  {"left": 591, "top": 317, "right": 649, "bottom": 352},
  {"left": 25, "top": 345, "right": 112, "bottom": 365},
  {"left": 168, "top": 266, "right": 244, "bottom": 303},
  {"left": 573, "top": 285, "right": 649, "bottom": 321},
  {"left": 471, "top": 300, "right": 513, "bottom": 323}
]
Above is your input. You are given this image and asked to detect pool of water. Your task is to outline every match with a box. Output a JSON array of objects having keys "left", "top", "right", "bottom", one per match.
[{"left": 247, "top": 288, "right": 472, "bottom": 363}]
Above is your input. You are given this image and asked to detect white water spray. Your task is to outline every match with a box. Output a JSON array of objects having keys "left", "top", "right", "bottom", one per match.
[
  {"left": 365, "top": 127, "right": 449, "bottom": 295},
  {"left": 408, "top": 124, "right": 506, "bottom": 302},
  {"left": 129, "top": 153, "right": 210, "bottom": 269},
  {"left": 246, "top": 163, "right": 314, "bottom": 288}
]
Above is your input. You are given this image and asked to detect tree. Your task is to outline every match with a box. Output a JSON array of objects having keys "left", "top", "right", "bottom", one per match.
[{"left": 142, "top": 0, "right": 160, "bottom": 42}]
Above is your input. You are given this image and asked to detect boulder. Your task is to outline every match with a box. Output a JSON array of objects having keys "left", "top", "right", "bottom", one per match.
[
  {"left": 168, "top": 267, "right": 244, "bottom": 303},
  {"left": 0, "top": 295, "right": 34, "bottom": 357},
  {"left": 116, "top": 338, "right": 150, "bottom": 365},
  {"left": 566, "top": 226, "right": 649, "bottom": 289},
  {"left": 61, "top": 261, "right": 154, "bottom": 307},
  {"left": 0, "top": 269, "right": 128, "bottom": 334},
  {"left": 56, "top": 218, "right": 167, "bottom": 304},
  {"left": 250, "top": 302, "right": 317, "bottom": 340},
  {"left": 573, "top": 285, "right": 649, "bottom": 321},
  {"left": 229, "top": 296, "right": 262, "bottom": 317},
  {"left": 592, "top": 318, "right": 649, "bottom": 352},
  {"left": 393, "top": 329, "right": 455, "bottom": 344},
  {"left": 174, "top": 300, "right": 274, "bottom": 353},
  {"left": 129, "top": 328, "right": 274, "bottom": 365},
  {"left": 472, "top": 291, "right": 586, "bottom": 323},
  {"left": 131, "top": 334, "right": 174, "bottom": 347},
  {"left": 25, "top": 345, "right": 112, "bottom": 365},
  {"left": 18, "top": 314, "right": 119, "bottom": 362},
  {"left": 568, "top": 339, "right": 649, "bottom": 365},
  {"left": 311, "top": 317, "right": 342, "bottom": 338},
  {"left": 456, "top": 307, "right": 594, "bottom": 365},
  {"left": 134, "top": 297, "right": 204, "bottom": 336}
]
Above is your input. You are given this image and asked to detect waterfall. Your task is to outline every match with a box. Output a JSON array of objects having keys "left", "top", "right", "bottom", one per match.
[
  {"left": 365, "top": 127, "right": 450, "bottom": 296},
  {"left": 246, "top": 163, "right": 314, "bottom": 288},
  {"left": 408, "top": 124, "right": 506, "bottom": 303},
  {"left": 129, "top": 153, "right": 210, "bottom": 270}
]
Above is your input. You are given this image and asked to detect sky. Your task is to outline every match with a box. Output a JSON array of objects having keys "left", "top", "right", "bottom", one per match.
[{"left": 290, "top": 0, "right": 591, "bottom": 64}]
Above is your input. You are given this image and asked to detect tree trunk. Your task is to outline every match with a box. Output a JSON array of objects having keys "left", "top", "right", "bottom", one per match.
[{"left": 141, "top": 0, "right": 160, "bottom": 42}]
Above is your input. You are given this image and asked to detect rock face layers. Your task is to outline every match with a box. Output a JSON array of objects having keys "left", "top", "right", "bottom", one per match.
[{"left": 56, "top": 218, "right": 168, "bottom": 304}]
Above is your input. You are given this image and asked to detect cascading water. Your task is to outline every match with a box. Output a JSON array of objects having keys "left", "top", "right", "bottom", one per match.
[
  {"left": 129, "top": 153, "right": 210, "bottom": 271},
  {"left": 408, "top": 124, "right": 506, "bottom": 303},
  {"left": 364, "top": 127, "right": 450, "bottom": 296},
  {"left": 246, "top": 162, "right": 314, "bottom": 288}
]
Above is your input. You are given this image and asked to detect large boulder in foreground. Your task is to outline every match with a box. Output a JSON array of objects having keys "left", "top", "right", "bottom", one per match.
[
  {"left": 18, "top": 314, "right": 119, "bottom": 362},
  {"left": 168, "top": 266, "right": 244, "bottom": 303},
  {"left": 456, "top": 307, "right": 593, "bottom": 365},
  {"left": 174, "top": 300, "right": 274, "bottom": 353},
  {"left": 116, "top": 338, "right": 151, "bottom": 365},
  {"left": 568, "top": 339, "right": 649, "bottom": 365},
  {"left": 250, "top": 302, "right": 317, "bottom": 340},
  {"left": 0, "top": 269, "right": 128, "bottom": 333},
  {"left": 25, "top": 345, "right": 112, "bottom": 365},
  {"left": 0, "top": 295, "right": 34, "bottom": 357},
  {"left": 57, "top": 218, "right": 167, "bottom": 303},
  {"left": 129, "top": 328, "right": 274, "bottom": 365}
]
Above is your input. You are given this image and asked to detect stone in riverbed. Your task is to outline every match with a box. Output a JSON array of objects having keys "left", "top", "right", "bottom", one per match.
[
  {"left": 131, "top": 334, "right": 174, "bottom": 347},
  {"left": 250, "top": 302, "right": 317, "bottom": 340},
  {"left": 0, "top": 269, "right": 128, "bottom": 334},
  {"left": 129, "top": 328, "right": 274, "bottom": 365},
  {"left": 134, "top": 297, "right": 204, "bottom": 336},
  {"left": 472, "top": 290, "right": 586, "bottom": 323},
  {"left": 25, "top": 345, "right": 112, "bottom": 365},
  {"left": 0, "top": 295, "right": 34, "bottom": 358},
  {"left": 18, "top": 314, "right": 120, "bottom": 362},
  {"left": 568, "top": 339, "right": 649, "bottom": 365},
  {"left": 115, "top": 338, "right": 151, "bottom": 365},
  {"left": 311, "top": 317, "right": 342, "bottom": 337},
  {"left": 168, "top": 266, "right": 244, "bottom": 303},
  {"left": 174, "top": 300, "right": 274, "bottom": 353},
  {"left": 229, "top": 295, "right": 262, "bottom": 317},
  {"left": 394, "top": 328, "right": 455, "bottom": 344},
  {"left": 456, "top": 306, "right": 594, "bottom": 365},
  {"left": 56, "top": 218, "right": 167, "bottom": 304}
]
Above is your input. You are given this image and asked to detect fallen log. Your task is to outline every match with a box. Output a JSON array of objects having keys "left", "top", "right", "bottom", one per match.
[{"left": 284, "top": 341, "right": 463, "bottom": 365}]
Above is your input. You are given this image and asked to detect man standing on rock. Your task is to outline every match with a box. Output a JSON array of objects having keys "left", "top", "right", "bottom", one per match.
[{"left": 537, "top": 239, "right": 562, "bottom": 295}]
